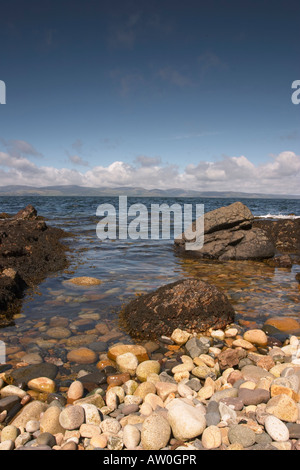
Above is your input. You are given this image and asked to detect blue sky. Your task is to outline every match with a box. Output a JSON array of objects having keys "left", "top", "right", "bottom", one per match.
[{"left": 0, "top": 0, "right": 299, "bottom": 193}]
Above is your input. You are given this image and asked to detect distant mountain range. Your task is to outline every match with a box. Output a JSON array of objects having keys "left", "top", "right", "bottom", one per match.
[{"left": 0, "top": 185, "right": 299, "bottom": 199}]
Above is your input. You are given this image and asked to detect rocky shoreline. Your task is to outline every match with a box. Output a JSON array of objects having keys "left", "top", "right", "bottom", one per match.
[
  {"left": 0, "top": 205, "right": 69, "bottom": 325},
  {"left": 0, "top": 201, "right": 299, "bottom": 451},
  {"left": 1, "top": 321, "right": 300, "bottom": 450}
]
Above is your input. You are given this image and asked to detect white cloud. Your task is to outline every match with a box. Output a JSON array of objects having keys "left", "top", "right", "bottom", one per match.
[{"left": 0, "top": 147, "right": 299, "bottom": 195}]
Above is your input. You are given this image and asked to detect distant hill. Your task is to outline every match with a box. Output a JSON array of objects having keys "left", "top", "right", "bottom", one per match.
[{"left": 0, "top": 185, "right": 299, "bottom": 199}]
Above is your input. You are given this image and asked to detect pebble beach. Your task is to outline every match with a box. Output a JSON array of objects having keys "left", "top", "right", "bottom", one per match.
[
  {"left": 0, "top": 199, "right": 299, "bottom": 452},
  {"left": 1, "top": 319, "right": 300, "bottom": 451}
]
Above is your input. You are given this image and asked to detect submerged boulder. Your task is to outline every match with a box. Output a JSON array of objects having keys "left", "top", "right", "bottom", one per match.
[
  {"left": 120, "top": 278, "right": 235, "bottom": 340},
  {"left": 175, "top": 201, "right": 275, "bottom": 260}
]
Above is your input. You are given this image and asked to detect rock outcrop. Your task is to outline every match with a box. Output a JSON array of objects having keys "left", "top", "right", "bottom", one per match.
[
  {"left": 0, "top": 205, "right": 69, "bottom": 323},
  {"left": 120, "top": 278, "right": 235, "bottom": 339},
  {"left": 174, "top": 201, "right": 275, "bottom": 260}
]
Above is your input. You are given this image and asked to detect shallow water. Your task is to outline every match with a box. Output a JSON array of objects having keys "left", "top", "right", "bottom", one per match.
[{"left": 0, "top": 196, "right": 299, "bottom": 359}]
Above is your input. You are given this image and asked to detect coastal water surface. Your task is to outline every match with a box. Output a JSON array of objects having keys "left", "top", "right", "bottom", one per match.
[{"left": 0, "top": 196, "right": 299, "bottom": 358}]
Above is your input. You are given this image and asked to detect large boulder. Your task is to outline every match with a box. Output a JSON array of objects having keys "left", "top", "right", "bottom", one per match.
[
  {"left": 120, "top": 278, "right": 235, "bottom": 340},
  {"left": 175, "top": 202, "right": 275, "bottom": 260}
]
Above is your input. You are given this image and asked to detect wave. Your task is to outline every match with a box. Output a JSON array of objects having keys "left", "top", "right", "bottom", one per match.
[{"left": 257, "top": 213, "right": 300, "bottom": 220}]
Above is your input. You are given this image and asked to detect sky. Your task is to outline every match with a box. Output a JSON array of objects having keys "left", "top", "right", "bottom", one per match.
[{"left": 0, "top": 0, "right": 299, "bottom": 194}]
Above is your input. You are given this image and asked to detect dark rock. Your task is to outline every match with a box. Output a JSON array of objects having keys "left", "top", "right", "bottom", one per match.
[
  {"left": 7, "top": 362, "right": 58, "bottom": 386},
  {"left": 238, "top": 388, "right": 270, "bottom": 406},
  {"left": 219, "top": 397, "right": 244, "bottom": 411},
  {"left": 77, "top": 370, "right": 107, "bottom": 392},
  {"left": 174, "top": 202, "right": 275, "bottom": 260},
  {"left": 287, "top": 423, "right": 300, "bottom": 439},
  {"left": 266, "top": 254, "right": 293, "bottom": 268},
  {"left": 296, "top": 273, "right": 300, "bottom": 283},
  {"left": 185, "top": 337, "right": 210, "bottom": 358},
  {"left": 253, "top": 218, "right": 300, "bottom": 255},
  {"left": 37, "top": 432, "right": 56, "bottom": 447},
  {"left": 205, "top": 400, "right": 221, "bottom": 426},
  {"left": 88, "top": 341, "right": 108, "bottom": 352},
  {"left": 218, "top": 348, "right": 246, "bottom": 370},
  {"left": 12, "top": 205, "right": 37, "bottom": 220},
  {"left": 0, "top": 396, "right": 21, "bottom": 413},
  {"left": 4, "top": 402, "right": 23, "bottom": 424},
  {"left": 120, "top": 278, "right": 235, "bottom": 340},
  {"left": 0, "top": 206, "right": 68, "bottom": 323}
]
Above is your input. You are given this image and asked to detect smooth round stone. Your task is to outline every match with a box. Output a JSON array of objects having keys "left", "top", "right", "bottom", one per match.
[
  {"left": 171, "top": 328, "right": 191, "bottom": 345},
  {"left": 0, "top": 440, "right": 15, "bottom": 450},
  {"left": 40, "top": 406, "right": 65, "bottom": 434},
  {"left": 67, "top": 381, "right": 84, "bottom": 402},
  {"left": 90, "top": 434, "right": 107, "bottom": 449},
  {"left": 241, "top": 365, "right": 274, "bottom": 384},
  {"left": 116, "top": 353, "right": 139, "bottom": 376},
  {"left": 1, "top": 385, "right": 27, "bottom": 399},
  {"left": 228, "top": 424, "right": 256, "bottom": 448},
  {"left": 11, "top": 401, "right": 47, "bottom": 428},
  {"left": 59, "top": 405, "right": 85, "bottom": 430},
  {"left": 210, "top": 330, "right": 225, "bottom": 341},
  {"left": 21, "top": 353, "right": 43, "bottom": 365},
  {"left": 264, "top": 317, "right": 300, "bottom": 332},
  {"left": 123, "top": 424, "right": 141, "bottom": 449},
  {"left": 232, "top": 338, "right": 254, "bottom": 350},
  {"left": 66, "top": 276, "right": 102, "bottom": 286},
  {"left": 205, "top": 401, "right": 221, "bottom": 426},
  {"left": 265, "top": 415, "right": 290, "bottom": 442},
  {"left": 79, "top": 423, "right": 101, "bottom": 438},
  {"left": 100, "top": 417, "right": 121, "bottom": 434},
  {"left": 61, "top": 441, "right": 78, "bottom": 450},
  {"left": 134, "top": 382, "right": 156, "bottom": 400},
  {"left": 167, "top": 401, "right": 206, "bottom": 441},
  {"left": 225, "top": 328, "right": 238, "bottom": 338},
  {"left": 136, "top": 361, "right": 161, "bottom": 382},
  {"left": 243, "top": 329, "right": 268, "bottom": 346},
  {"left": 108, "top": 344, "right": 149, "bottom": 362},
  {"left": 121, "top": 404, "right": 140, "bottom": 415},
  {"left": 1, "top": 425, "right": 19, "bottom": 442},
  {"left": 46, "top": 327, "right": 71, "bottom": 339},
  {"left": 141, "top": 413, "right": 171, "bottom": 450},
  {"left": 238, "top": 388, "right": 270, "bottom": 406},
  {"left": 49, "top": 316, "right": 69, "bottom": 328},
  {"left": 36, "top": 432, "right": 56, "bottom": 448},
  {"left": 88, "top": 341, "right": 108, "bottom": 353},
  {"left": 27, "top": 377, "right": 56, "bottom": 394},
  {"left": 25, "top": 420, "right": 40, "bottom": 433},
  {"left": 202, "top": 425, "right": 222, "bottom": 449},
  {"left": 67, "top": 348, "right": 98, "bottom": 364},
  {"left": 65, "top": 334, "right": 98, "bottom": 348}
]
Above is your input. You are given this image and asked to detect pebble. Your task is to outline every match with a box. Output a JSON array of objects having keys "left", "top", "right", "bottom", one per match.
[
  {"left": 1, "top": 425, "right": 19, "bottom": 442},
  {"left": 167, "top": 400, "right": 206, "bottom": 441},
  {"left": 136, "top": 360, "right": 161, "bottom": 382},
  {"left": 201, "top": 425, "right": 222, "bottom": 449},
  {"left": 2, "top": 324, "right": 300, "bottom": 452},
  {"left": 59, "top": 405, "right": 85, "bottom": 430},
  {"left": 66, "top": 348, "right": 98, "bottom": 364},
  {"left": 265, "top": 415, "right": 290, "bottom": 442},
  {"left": 123, "top": 424, "right": 141, "bottom": 449},
  {"left": 228, "top": 424, "right": 256, "bottom": 448},
  {"left": 116, "top": 352, "right": 139, "bottom": 376},
  {"left": 141, "top": 412, "right": 171, "bottom": 450}
]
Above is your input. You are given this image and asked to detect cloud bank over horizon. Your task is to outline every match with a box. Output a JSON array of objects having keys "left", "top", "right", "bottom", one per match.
[{"left": 0, "top": 141, "right": 299, "bottom": 195}]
